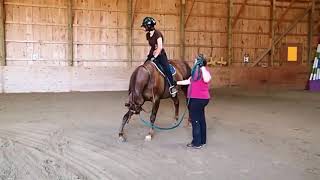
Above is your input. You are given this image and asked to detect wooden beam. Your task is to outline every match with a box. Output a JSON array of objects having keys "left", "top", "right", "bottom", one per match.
[
  {"left": 270, "top": 0, "right": 276, "bottom": 66},
  {"left": 0, "top": 0, "right": 5, "bottom": 66},
  {"left": 184, "top": 0, "right": 195, "bottom": 28},
  {"left": 307, "top": 0, "right": 315, "bottom": 65},
  {"left": 252, "top": 6, "right": 312, "bottom": 67},
  {"left": 67, "top": 0, "right": 73, "bottom": 66},
  {"left": 232, "top": 0, "right": 248, "bottom": 29},
  {"left": 180, "top": 0, "right": 186, "bottom": 60},
  {"left": 227, "top": 0, "right": 233, "bottom": 66},
  {"left": 128, "top": 0, "right": 133, "bottom": 66},
  {"left": 275, "top": 0, "right": 297, "bottom": 28}
]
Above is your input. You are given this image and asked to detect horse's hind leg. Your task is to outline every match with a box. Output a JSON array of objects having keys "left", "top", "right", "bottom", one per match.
[
  {"left": 171, "top": 96, "right": 179, "bottom": 121},
  {"left": 145, "top": 99, "right": 160, "bottom": 141}
]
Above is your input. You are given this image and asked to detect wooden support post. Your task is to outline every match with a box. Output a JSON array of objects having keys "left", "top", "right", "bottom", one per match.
[
  {"left": 128, "top": 0, "right": 133, "bottom": 67},
  {"left": 270, "top": 0, "right": 276, "bottom": 66},
  {"left": 0, "top": 0, "right": 5, "bottom": 66},
  {"left": 252, "top": 6, "right": 312, "bottom": 67},
  {"left": 131, "top": 0, "right": 138, "bottom": 28},
  {"left": 307, "top": 0, "right": 315, "bottom": 65},
  {"left": 227, "top": 0, "right": 233, "bottom": 66},
  {"left": 232, "top": 0, "right": 248, "bottom": 29},
  {"left": 67, "top": 0, "right": 73, "bottom": 66},
  {"left": 269, "top": 0, "right": 273, "bottom": 38},
  {"left": 180, "top": 0, "right": 186, "bottom": 61},
  {"left": 184, "top": 0, "right": 195, "bottom": 28}
]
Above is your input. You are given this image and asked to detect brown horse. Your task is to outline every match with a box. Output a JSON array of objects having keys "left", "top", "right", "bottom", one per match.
[{"left": 119, "top": 59, "right": 191, "bottom": 141}]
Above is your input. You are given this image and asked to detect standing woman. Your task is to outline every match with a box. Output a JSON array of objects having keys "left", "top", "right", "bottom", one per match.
[
  {"left": 141, "top": 17, "right": 178, "bottom": 96},
  {"left": 177, "top": 55, "right": 212, "bottom": 149}
]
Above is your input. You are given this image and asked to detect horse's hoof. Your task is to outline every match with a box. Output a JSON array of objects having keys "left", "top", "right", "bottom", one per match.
[
  {"left": 145, "top": 135, "right": 152, "bottom": 141},
  {"left": 119, "top": 136, "right": 126, "bottom": 142}
]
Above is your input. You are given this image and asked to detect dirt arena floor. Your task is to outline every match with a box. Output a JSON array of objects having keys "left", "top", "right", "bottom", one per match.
[{"left": 0, "top": 88, "right": 319, "bottom": 180}]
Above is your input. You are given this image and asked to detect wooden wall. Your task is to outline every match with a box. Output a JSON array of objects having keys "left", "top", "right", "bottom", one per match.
[
  {"left": 72, "top": 0, "right": 128, "bottom": 66},
  {"left": 131, "top": 0, "right": 319, "bottom": 66},
  {"left": 184, "top": 0, "right": 228, "bottom": 63},
  {"left": 0, "top": 0, "right": 319, "bottom": 92},
  {"left": 3, "top": 0, "right": 319, "bottom": 67},
  {"left": 4, "top": 0, "right": 130, "bottom": 66},
  {"left": 183, "top": 0, "right": 319, "bottom": 66},
  {"left": 273, "top": 0, "right": 319, "bottom": 66},
  {"left": 5, "top": 0, "right": 68, "bottom": 66}
]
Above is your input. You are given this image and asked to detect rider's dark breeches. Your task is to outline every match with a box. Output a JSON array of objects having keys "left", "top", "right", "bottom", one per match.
[{"left": 156, "top": 53, "right": 175, "bottom": 86}]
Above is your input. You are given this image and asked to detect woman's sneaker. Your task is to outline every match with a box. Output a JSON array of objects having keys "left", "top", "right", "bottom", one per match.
[{"left": 186, "top": 143, "right": 202, "bottom": 149}]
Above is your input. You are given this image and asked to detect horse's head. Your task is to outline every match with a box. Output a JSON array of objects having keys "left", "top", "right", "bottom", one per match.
[
  {"left": 124, "top": 65, "right": 148, "bottom": 115},
  {"left": 125, "top": 91, "right": 145, "bottom": 114}
]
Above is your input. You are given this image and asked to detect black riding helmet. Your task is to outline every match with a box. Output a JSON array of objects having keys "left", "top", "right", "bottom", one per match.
[{"left": 141, "top": 17, "right": 156, "bottom": 31}]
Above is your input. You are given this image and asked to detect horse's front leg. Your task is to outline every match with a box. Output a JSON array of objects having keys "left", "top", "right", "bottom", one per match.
[
  {"left": 171, "top": 96, "right": 179, "bottom": 121},
  {"left": 119, "top": 110, "right": 133, "bottom": 142},
  {"left": 145, "top": 99, "right": 160, "bottom": 141}
]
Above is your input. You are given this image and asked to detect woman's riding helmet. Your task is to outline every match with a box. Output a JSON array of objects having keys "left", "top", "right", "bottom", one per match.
[{"left": 141, "top": 17, "right": 156, "bottom": 31}]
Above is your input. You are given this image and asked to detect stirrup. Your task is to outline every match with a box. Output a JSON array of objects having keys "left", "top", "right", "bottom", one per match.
[{"left": 169, "top": 86, "right": 178, "bottom": 97}]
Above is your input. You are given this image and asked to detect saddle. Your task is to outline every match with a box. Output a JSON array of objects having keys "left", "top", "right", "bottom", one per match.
[
  {"left": 150, "top": 60, "right": 178, "bottom": 97},
  {"left": 151, "top": 61, "right": 176, "bottom": 77}
]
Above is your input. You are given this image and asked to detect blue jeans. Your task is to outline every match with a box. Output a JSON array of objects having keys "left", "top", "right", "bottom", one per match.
[{"left": 188, "top": 98, "right": 209, "bottom": 146}]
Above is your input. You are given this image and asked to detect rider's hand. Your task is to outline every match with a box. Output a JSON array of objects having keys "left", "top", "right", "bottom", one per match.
[{"left": 146, "top": 54, "right": 153, "bottom": 61}]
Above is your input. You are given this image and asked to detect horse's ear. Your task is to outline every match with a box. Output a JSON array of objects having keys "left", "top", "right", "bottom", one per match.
[{"left": 125, "top": 103, "right": 130, "bottom": 107}]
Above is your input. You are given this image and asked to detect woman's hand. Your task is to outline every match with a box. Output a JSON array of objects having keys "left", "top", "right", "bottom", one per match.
[{"left": 177, "top": 77, "right": 191, "bottom": 85}]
